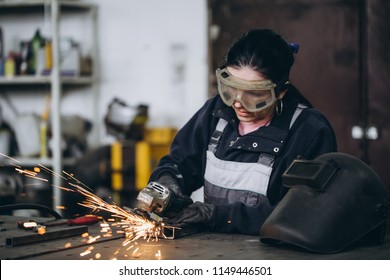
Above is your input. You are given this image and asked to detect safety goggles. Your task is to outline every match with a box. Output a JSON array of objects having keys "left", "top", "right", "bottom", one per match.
[{"left": 216, "top": 67, "right": 277, "bottom": 112}]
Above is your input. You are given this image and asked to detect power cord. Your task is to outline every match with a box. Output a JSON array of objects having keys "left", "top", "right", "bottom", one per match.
[{"left": 0, "top": 203, "right": 63, "bottom": 219}]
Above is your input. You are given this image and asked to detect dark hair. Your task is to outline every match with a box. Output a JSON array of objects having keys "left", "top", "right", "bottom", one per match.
[
  {"left": 224, "top": 29, "right": 294, "bottom": 84},
  {"left": 224, "top": 29, "right": 312, "bottom": 106}
]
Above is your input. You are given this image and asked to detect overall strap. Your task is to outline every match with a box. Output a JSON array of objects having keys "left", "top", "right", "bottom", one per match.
[
  {"left": 208, "top": 104, "right": 307, "bottom": 162},
  {"left": 289, "top": 104, "right": 307, "bottom": 129},
  {"left": 208, "top": 118, "right": 229, "bottom": 152},
  {"left": 258, "top": 104, "right": 307, "bottom": 167},
  {"left": 257, "top": 153, "right": 275, "bottom": 166}
]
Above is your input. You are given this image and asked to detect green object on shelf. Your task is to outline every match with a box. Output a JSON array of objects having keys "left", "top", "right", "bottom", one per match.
[{"left": 30, "top": 29, "right": 44, "bottom": 75}]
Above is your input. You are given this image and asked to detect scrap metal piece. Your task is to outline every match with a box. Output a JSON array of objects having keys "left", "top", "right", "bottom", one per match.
[
  {"left": 6, "top": 225, "right": 88, "bottom": 247},
  {"left": 162, "top": 224, "right": 204, "bottom": 239}
]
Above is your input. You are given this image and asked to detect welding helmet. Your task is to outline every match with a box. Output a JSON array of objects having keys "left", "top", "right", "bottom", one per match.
[
  {"left": 216, "top": 67, "right": 277, "bottom": 112},
  {"left": 260, "top": 152, "right": 390, "bottom": 253}
]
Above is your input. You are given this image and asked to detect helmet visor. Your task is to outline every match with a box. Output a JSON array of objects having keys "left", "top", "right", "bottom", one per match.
[
  {"left": 216, "top": 67, "right": 277, "bottom": 112},
  {"left": 282, "top": 159, "right": 339, "bottom": 191}
]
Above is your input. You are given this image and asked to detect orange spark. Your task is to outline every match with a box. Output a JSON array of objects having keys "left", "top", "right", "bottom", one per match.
[{"left": 3, "top": 153, "right": 177, "bottom": 251}]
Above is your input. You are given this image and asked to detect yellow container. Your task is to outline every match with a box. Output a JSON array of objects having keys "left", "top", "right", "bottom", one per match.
[
  {"left": 145, "top": 127, "right": 177, "bottom": 169},
  {"left": 135, "top": 141, "right": 151, "bottom": 191},
  {"left": 111, "top": 141, "right": 123, "bottom": 192},
  {"left": 4, "top": 57, "right": 15, "bottom": 77},
  {"left": 135, "top": 127, "right": 177, "bottom": 190},
  {"left": 44, "top": 40, "right": 52, "bottom": 70},
  {"left": 144, "top": 127, "right": 177, "bottom": 145}
]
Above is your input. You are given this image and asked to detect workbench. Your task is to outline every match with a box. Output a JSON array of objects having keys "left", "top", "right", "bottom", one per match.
[{"left": 0, "top": 215, "right": 389, "bottom": 260}]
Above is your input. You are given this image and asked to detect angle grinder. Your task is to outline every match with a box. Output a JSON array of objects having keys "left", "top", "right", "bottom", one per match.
[
  {"left": 135, "top": 181, "right": 192, "bottom": 221},
  {"left": 133, "top": 182, "right": 205, "bottom": 239}
]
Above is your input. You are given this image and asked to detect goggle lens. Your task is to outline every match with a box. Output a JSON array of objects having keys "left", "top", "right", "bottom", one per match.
[{"left": 216, "top": 68, "right": 277, "bottom": 112}]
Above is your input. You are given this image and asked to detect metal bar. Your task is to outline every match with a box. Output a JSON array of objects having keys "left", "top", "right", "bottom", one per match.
[
  {"left": 50, "top": 0, "right": 63, "bottom": 212},
  {"left": 90, "top": 5, "right": 101, "bottom": 148},
  {"left": 6, "top": 226, "right": 88, "bottom": 247},
  {"left": 163, "top": 224, "right": 203, "bottom": 239}
]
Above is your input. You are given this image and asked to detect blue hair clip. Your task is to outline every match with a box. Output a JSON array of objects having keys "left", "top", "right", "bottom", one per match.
[{"left": 289, "top": 43, "right": 300, "bottom": 54}]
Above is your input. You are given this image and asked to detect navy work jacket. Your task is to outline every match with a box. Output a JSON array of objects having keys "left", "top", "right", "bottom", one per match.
[{"left": 150, "top": 89, "right": 337, "bottom": 235}]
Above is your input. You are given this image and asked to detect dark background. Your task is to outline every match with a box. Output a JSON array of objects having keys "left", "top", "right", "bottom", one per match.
[{"left": 208, "top": 0, "right": 390, "bottom": 193}]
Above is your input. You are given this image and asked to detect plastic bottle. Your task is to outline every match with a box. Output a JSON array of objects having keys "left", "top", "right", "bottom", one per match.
[
  {"left": 31, "top": 29, "right": 43, "bottom": 75},
  {"left": 4, "top": 52, "right": 15, "bottom": 78},
  {"left": 20, "top": 41, "right": 32, "bottom": 75},
  {"left": 44, "top": 39, "right": 52, "bottom": 73},
  {"left": 40, "top": 96, "right": 50, "bottom": 158}
]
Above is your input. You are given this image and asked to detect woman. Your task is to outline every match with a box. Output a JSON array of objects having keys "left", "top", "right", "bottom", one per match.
[{"left": 147, "top": 29, "right": 337, "bottom": 235}]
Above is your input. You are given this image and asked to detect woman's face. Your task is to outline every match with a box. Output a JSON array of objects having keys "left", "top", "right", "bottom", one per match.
[{"left": 227, "top": 66, "right": 276, "bottom": 123}]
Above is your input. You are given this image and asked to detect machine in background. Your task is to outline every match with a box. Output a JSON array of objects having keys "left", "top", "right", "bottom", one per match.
[{"left": 62, "top": 98, "right": 177, "bottom": 219}]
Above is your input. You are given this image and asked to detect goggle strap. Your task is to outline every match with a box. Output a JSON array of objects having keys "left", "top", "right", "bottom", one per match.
[
  {"left": 216, "top": 68, "right": 276, "bottom": 90},
  {"left": 274, "top": 72, "right": 290, "bottom": 97}
]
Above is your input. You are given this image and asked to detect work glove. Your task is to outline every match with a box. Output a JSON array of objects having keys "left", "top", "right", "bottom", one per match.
[
  {"left": 165, "top": 201, "right": 215, "bottom": 229},
  {"left": 156, "top": 173, "right": 193, "bottom": 217}
]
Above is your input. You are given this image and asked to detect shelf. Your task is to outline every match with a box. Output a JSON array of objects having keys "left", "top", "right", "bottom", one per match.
[
  {"left": 0, "top": 0, "right": 95, "bottom": 13},
  {"left": 0, "top": 156, "right": 76, "bottom": 167},
  {"left": 0, "top": 76, "right": 95, "bottom": 86},
  {"left": 0, "top": 0, "right": 99, "bottom": 212}
]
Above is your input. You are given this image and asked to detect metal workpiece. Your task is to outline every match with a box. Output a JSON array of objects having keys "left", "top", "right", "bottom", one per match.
[
  {"left": 6, "top": 225, "right": 88, "bottom": 247},
  {"left": 0, "top": 215, "right": 123, "bottom": 260},
  {"left": 1, "top": 215, "right": 390, "bottom": 260}
]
